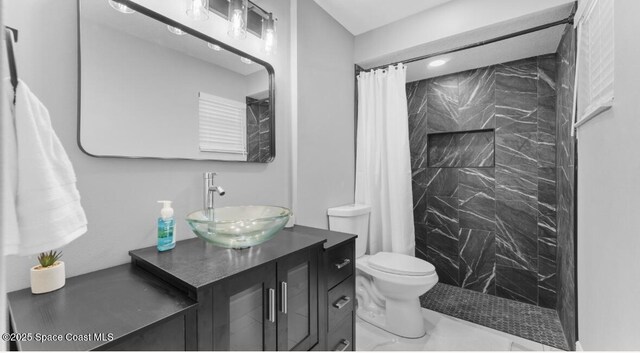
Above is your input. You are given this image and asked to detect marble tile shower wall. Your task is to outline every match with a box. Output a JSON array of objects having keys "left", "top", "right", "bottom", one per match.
[
  {"left": 407, "top": 55, "right": 558, "bottom": 308},
  {"left": 555, "top": 25, "right": 577, "bottom": 350},
  {"left": 246, "top": 98, "right": 271, "bottom": 162}
]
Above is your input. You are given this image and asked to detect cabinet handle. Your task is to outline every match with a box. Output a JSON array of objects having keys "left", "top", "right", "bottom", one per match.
[
  {"left": 268, "top": 288, "right": 276, "bottom": 323},
  {"left": 334, "top": 258, "right": 351, "bottom": 269},
  {"left": 333, "top": 296, "right": 351, "bottom": 309},
  {"left": 281, "top": 281, "right": 288, "bottom": 314},
  {"left": 334, "top": 339, "right": 350, "bottom": 351}
]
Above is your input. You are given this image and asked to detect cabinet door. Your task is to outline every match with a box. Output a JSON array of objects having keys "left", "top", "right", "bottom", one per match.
[
  {"left": 277, "top": 248, "right": 319, "bottom": 351},
  {"left": 212, "top": 263, "right": 277, "bottom": 351}
]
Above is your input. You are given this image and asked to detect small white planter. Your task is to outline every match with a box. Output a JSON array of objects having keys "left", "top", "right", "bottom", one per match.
[{"left": 30, "top": 261, "right": 65, "bottom": 294}]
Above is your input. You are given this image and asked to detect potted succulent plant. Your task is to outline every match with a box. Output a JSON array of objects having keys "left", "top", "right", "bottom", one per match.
[{"left": 30, "top": 251, "right": 65, "bottom": 294}]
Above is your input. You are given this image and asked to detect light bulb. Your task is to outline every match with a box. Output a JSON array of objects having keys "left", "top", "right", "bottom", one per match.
[
  {"left": 108, "top": 0, "right": 135, "bottom": 14},
  {"left": 240, "top": 57, "right": 253, "bottom": 65},
  {"left": 229, "top": 10, "right": 246, "bottom": 38},
  {"left": 207, "top": 43, "right": 222, "bottom": 51},
  {"left": 227, "top": 0, "right": 247, "bottom": 39},
  {"left": 262, "top": 14, "right": 277, "bottom": 55},
  {"left": 167, "top": 25, "right": 186, "bottom": 36},
  {"left": 186, "top": 0, "right": 209, "bottom": 21}
]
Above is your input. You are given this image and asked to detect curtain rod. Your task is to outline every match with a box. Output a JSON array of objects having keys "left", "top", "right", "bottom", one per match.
[{"left": 358, "top": 15, "right": 575, "bottom": 73}]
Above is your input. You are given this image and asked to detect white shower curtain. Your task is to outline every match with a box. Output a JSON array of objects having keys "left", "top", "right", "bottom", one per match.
[{"left": 355, "top": 64, "right": 415, "bottom": 255}]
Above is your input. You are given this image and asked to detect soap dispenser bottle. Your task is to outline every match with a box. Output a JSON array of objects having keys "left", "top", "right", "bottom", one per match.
[{"left": 157, "top": 200, "right": 176, "bottom": 252}]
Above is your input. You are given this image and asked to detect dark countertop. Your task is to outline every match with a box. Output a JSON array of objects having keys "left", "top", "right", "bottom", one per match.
[
  {"left": 129, "top": 225, "right": 356, "bottom": 292},
  {"left": 283, "top": 225, "right": 356, "bottom": 250},
  {"left": 7, "top": 264, "right": 196, "bottom": 351}
]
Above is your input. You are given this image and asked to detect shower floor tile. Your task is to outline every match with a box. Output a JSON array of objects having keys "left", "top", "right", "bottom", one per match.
[{"left": 420, "top": 283, "right": 570, "bottom": 350}]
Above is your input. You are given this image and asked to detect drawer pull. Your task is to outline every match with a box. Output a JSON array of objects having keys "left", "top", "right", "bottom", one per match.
[
  {"left": 333, "top": 296, "right": 351, "bottom": 309},
  {"left": 281, "top": 281, "right": 288, "bottom": 314},
  {"left": 334, "top": 258, "right": 351, "bottom": 269},
  {"left": 268, "top": 288, "right": 276, "bottom": 323},
  {"left": 334, "top": 339, "right": 351, "bottom": 351}
]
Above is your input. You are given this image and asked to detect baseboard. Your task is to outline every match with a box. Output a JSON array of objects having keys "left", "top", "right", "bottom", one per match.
[{"left": 575, "top": 341, "right": 584, "bottom": 351}]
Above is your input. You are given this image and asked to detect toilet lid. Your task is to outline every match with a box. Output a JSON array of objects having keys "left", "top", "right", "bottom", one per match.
[{"left": 368, "top": 252, "right": 435, "bottom": 276}]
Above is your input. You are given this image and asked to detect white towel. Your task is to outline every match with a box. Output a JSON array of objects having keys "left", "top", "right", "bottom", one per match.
[{"left": 3, "top": 79, "right": 87, "bottom": 256}]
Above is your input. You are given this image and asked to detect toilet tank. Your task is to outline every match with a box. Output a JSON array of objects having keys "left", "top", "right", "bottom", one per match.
[{"left": 327, "top": 204, "right": 371, "bottom": 258}]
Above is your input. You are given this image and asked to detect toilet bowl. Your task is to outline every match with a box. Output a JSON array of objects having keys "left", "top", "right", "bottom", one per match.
[{"left": 327, "top": 204, "right": 439, "bottom": 339}]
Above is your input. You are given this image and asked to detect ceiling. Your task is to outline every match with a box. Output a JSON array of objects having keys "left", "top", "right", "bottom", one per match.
[
  {"left": 313, "top": 0, "right": 451, "bottom": 35},
  {"left": 80, "top": 0, "right": 266, "bottom": 76}
]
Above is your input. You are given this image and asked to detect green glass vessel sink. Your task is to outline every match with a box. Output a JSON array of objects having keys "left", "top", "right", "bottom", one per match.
[{"left": 186, "top": 206, "right": 292, "bottom": 249}]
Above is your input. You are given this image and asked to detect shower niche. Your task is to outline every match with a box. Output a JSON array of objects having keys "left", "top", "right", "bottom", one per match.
[{"left": 427, "top": 129, "right": 495, "bottom": 168}]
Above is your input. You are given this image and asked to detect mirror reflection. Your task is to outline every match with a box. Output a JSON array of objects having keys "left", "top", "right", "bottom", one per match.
[{"left": 79, "top": 0, "right": 274, "bottom": 162}]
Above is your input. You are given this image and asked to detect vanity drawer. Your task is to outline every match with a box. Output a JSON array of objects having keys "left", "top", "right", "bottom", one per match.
[
  {"left": 328, "top": 275, "right": 355, "bottom": 329},
  {"left": 327, "top": 313, "right": 353, "bottom": 351},
  {"left": 327, "top": 241, "right": 354, "bottom": 289}
]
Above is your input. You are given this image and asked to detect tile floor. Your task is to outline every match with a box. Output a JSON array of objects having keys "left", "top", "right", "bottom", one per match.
[
  {"left": 419, "top": 283, "right": 569, "bottom": 350},
  {"left": 356, "top": 308, "right": 564, "bottom": 351}
]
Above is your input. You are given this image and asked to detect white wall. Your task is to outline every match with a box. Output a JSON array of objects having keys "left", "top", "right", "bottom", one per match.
[
  {"left": 295, "top": 0, "right": 355, "bottom": 229},
  {"left": 354, "top": 0, "right": 574, "bottom": 68},
  {"left": 81, "top": 21, "right": 253, "bottom": 159},
  {"left": 576, "top": 0, "right": 640, "bottom": 349},
  {"left": 4, "top": 0, "right": 292, "bottom": 291}
]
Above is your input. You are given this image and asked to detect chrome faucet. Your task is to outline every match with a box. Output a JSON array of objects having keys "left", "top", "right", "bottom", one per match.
[{"left": 204, "top": 172, "right": 225, "bottom": 210}]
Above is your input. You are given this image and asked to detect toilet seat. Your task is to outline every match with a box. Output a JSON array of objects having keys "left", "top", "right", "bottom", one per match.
[{"left": 368, "top": 252, "right": 435, "bottom": 276}]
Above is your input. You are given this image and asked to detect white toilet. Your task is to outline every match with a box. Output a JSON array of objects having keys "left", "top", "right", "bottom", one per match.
[{"left": 328, "top": 204, "right": 439, "bottom": 339}]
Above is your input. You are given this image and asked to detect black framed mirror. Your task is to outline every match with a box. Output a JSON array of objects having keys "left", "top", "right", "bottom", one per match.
[{"left": 77, "top": 0, "right": 275, "bottom": 162}]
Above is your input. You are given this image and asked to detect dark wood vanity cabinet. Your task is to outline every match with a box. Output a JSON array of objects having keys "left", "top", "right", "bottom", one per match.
[
  {"left": 210, "top": 248, "right": 319, "bottom": 351},
  {"left": 7, "top": 227, "right": 356, "bottom": 351},
  {"left": 322, "top": 238, "right": 356, "bottom": 351}
]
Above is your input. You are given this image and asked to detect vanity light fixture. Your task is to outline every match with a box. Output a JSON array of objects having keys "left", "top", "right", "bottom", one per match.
[
  {"left": 227, "top": 0, "right": 248, "bottom": 39},
  {"left": 428, "top": 59, "right": 448, "bottom": 67},
  {"left": 167, "top": 25, "right": 186, "bottom": 36},
  {"left": 207, "top": 43, "right": 222, "bottom": 51},
  {"left": 240, "top": 57, "right": 253, "bottom": 64},
  {"left": 262, "top": 13, "right": 277, "bottom": 55},
  {"left": 186, "top": 0, "right": 210, "bottom": 21},
  {"left": 108, "top": 0, "right": 135, "bottom": 14}
]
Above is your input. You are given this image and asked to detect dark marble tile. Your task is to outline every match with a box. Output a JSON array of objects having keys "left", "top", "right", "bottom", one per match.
[
  {"left": 427, "top": 196, "right": 459, "bottom": 238},
  {"left": 459, "top": 131, "right": 495, "bottom": 167},
  {"left": 459, "top": 228, "right": 496, "bottom": 294},
  {"left": 496, "top": 200, "right": 538, "bottom": 272},
  {"left": 537, "top": 54, "right": 557, "bottom": 97},
  {"left": 246, "top": 103, "right": 260, "bottom": 162},
  {"left": 409, "top": 111, "right": 428, "bottom": 171},
  {"left": 415, "top": 223, "right": 429, "bottom": 261},
  {"left": 458, "top": 168, "right": 495, "bottom": 201},
  {"left": 538, "top": 255, "right": 557, "bottom": 309},
  {"left": 537, "top": 131, "right": 556, "bottom": 168},
  {"left": 428, "top": 131, "right": 494, "bottom": 168},
  {"left": 496, "top": 164, "right": 538, "bottom": 203},
  {"left": 427, "top": 74, "right": 459, "bottom": 133},
  {"left": 458, "top": 168, "right": 496, "bottom": 231},
  {"left": 428, "top": 133, "right": 461, "bottom": 167},
  {"left": 538, "top": 95, "right": 557, "bottom": 137},
  {"left": 496, "top": 91, "right": 537, "bottom": 134},
  {"left": 496, "top": 266, "right": 537, "bottom": 305},
  {"left": 538, "top": 167, "right": 557, "bottom": 215},
  {"left": 459, "top": 192, "right": 496, "bottom": 231},
  {"left": 458, "top": 66, "right": 496, "bottom": 131},
  {"left": 426, "top": 168, "right": 459, "bottom": 197},
  {"left": 406, "top": 80, "right": 428, "bottom": 115},
  {"left": 412, "top": 179, "right": 428, "bottom": 224},
  {"left": 427, "top": 226, "right": 460, "bottom": 286},
  {"left": 258, "top": 103, "right": 271, "bottom": 162},
  {"left": 496, "top": 58, "right": 538, "bottom": 94},
  {"left": 496, "top": 132, "right": 538, "bottom": 168}
]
